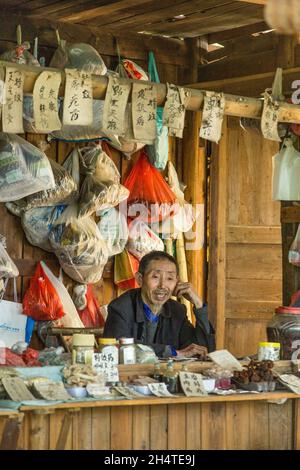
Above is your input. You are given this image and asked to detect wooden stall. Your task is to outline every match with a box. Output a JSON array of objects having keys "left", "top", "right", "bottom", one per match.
[{"left": 1, "top": 0, "right": 300, "bottom": 452}]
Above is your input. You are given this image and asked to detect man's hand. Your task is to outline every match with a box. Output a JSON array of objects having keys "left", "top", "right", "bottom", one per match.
[
  {"left": 173, "top": 282, "right": 203, "bottom": 309},
  {"left": 176, "top": 343, "right": 207, "bottom": 358}
]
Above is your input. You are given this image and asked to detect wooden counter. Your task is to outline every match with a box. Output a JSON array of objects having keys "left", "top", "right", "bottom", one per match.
[{"left": 0, "top": 361, "right": 299, "bottom": 450}]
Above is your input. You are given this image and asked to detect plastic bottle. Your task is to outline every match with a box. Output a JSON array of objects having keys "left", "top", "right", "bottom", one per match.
[
  {"left": 153, "top": 362, "right": 163, "bottom": 382},
  {"left": 119, "top": 338, "right": 136, "bottom": 364}
]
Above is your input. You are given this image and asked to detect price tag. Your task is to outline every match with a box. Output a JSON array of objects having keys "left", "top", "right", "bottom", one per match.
[{"left": 93, "top": 353, "right": 119, "bottom": 383}]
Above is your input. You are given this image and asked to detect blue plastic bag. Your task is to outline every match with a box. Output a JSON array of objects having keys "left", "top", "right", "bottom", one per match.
[{"left": 146, "top": 52, "right": 168, "bottom": 170}]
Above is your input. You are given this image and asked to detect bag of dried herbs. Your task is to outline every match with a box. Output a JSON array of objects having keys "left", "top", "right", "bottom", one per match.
[{"left": 49, "top": 204, "right": 109, "bottom": 284}]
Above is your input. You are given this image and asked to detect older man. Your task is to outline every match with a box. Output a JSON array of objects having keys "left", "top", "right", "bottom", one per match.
[{"left": 103, "top": 251, "right": 215, "bottom": 358}]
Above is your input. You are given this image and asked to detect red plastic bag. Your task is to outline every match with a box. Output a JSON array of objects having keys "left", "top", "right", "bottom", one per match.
[
  {"left": 23, "top": 262, "right": 65, "bottom": 321},
  {"left": 77, "top": 285, "right": 105, "bottom": 328},
  {"left": 0, "top": 348, "right": 26, "bottom": 366},
  {"left": 124, "top": 151, "right": 177, "bottom": 222},
  {"left": 22, "top": 348, "right": 41, "bottom": 367}
]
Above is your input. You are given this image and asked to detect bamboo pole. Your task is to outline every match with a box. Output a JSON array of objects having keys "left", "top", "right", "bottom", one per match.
[
  {"left": 1, "top": 60, "right": 300, "bottom": 123},
  {"left": 176, "top": 233, "right": 193, "bottom": 323}
]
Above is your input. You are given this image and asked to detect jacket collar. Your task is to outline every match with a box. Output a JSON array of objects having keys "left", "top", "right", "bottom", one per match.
[{"left": 135, "top": 288, "right": 172, "bottom": 322}]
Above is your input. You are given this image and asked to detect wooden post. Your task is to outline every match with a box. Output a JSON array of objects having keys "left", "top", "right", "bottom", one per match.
[{"left": 208, "top": 119, "right": 228, "bottom": 349}]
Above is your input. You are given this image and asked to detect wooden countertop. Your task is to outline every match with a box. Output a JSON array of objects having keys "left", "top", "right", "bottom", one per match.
[{"left": 19, "top": 391, "right": 298, "bottom": 411}]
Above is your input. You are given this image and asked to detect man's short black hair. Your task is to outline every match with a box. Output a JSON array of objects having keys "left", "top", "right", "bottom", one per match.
[{"left": 138, "top": 251, "right": 179, "bottom": 276}]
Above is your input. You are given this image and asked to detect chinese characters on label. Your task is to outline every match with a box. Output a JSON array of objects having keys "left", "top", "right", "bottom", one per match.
[
  {"left": 63, "top": 68, "right": 93, "bottom": 126},
  {"left": 2, "top": 67, "right": 24, "bottom": 133},
  {"left": 33, "top": 71, "right": 61, "bottom": 132},
  {"left": 102, "top": 76, "right": 131, "bottom": 136},
  {"left": 163, "top": 83, "right": 191, "bottom": 138},
  {"left": 199, "top": 91, "right": 225, "bottom": 143},
  {"left": 93, "top": 353, "right": 119, "bottom": 382},
  {"left": 179, "top": 372, "right": 207, "bottom": 397},
  {"left": 261, "top": 91, "right": 281, "bottom": 142},
  {"left": 132, "top": 82, "right": 157, "bottom": 142}
]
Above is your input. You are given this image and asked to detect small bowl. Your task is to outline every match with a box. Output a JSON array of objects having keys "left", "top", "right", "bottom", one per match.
[
  {"left": 131, "top": 385, "right": 152, "bottom": 396},
  {"left": 202, "top": 378, "right": 216, "bottom": 393},
  {"left": 65, "top": 386, "right": 88, "bottom": 399}
]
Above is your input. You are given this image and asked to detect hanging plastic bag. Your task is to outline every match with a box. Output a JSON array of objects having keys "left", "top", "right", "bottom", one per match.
[
  {"left": 0, "top": 133, "right": 55, "bottom": 202},
  {"left": 21, "top": 204, "right": 66, "bottom": 252},
  {"left": 272, "top": 138, "right": 300, "bottom": 201},
  {"left": 126, "top": 220, "right": 164, "bottom": 260},
  {"left": 0, "top": 237, "right": 19, "bottom": 279},
  {"left": 0, "top": 25, "right": 40, "bottom": 67},
  {"left": 124, "top": 150, "right": 177, "bottom": 222},
  {"left": 146, "top": 52, "right": 168, "bottom": 170},
  {"left": 41, "top": 262, "right": 84, "bottom": 328},
  {"left": 289, "top": 224, "right": 300, "bottom": 266},
  {"left": 24, "top": 158, "right": 78, "bottom": 209},
  {"left": 114, "top": 249, "right": 139, "bottom": 291},
  {"left": 72, "top": 284, "right": 105, "bottom": 328},
  {"left": 50, "top": 36, "right": 107, "bottom": 76},
  {"left": 23, "top": 262, "right": 65, "bottom": 321},
  {"left": 97, "top": 207, "right": 129, "bottom": 257},
  {"left": 49, "top": 204, "right": 109, "bottom": 284},
  {"left": 119, "top": 59, "right": 148, "bottom": 81},
  {"left": 78, "top": 144, "right": 129, "bottom": 217}
]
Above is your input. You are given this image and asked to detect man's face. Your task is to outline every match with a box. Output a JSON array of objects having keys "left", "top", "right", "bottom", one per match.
[{"left": 137, "top": 259, "right": 178, "bottom": 309}]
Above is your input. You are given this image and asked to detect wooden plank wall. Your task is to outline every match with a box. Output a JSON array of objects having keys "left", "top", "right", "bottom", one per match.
[
  {"left": 0, "top": 15, "right": 188, "bottom": 308},
  {"left": 209, "top": 117, "right": 282, "bottom": 356},
  {"left": 1, "top": 399, "right": 294, "bottom": 450}
]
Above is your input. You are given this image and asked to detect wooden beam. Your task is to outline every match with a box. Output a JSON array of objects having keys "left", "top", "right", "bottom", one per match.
[
  {"left": 235, "top": 0, "right": 267, "bottom": 4},
  {"left": 4, "top": 59, "right": 300, "bottom": 124}
]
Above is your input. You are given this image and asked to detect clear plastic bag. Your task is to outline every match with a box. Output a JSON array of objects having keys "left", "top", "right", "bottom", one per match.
[
  {"left": 126, "top": 220, "right": 164, "bottom": 260},
  {"left": 23, "top": 95, "right": 60, "bottom": 134},
  {"left": 24, "top": 158, "right": 78, "bottom": 209},
  {"left": 272, "top": 138, "right": 300, "bottom": 201},
  {"left": 97, "top": 207, "right": 129, "bottom": 257},
  {"left": 78, "top": 144, "right": 129, "bottom": 217},
  {"left": 0, "top": 237, "right": 19, "bottom": 279},
  {"left": 50, "top": 40, "right": 107, "bottom": 76},
  {"left": 0, "top": 42, "right": 40, "bottom": 66},
  {"left": 49, "top": 204, "right": 109, "bottom": 284},
  {"left": 21, "top": 205, "right": 66, "bottom": 252},
  {"left": 289, "top": 224, "right": 300, "bottom": 266},
  {"left": 0, "top": 133, "right": 55, "bottom": 202}
]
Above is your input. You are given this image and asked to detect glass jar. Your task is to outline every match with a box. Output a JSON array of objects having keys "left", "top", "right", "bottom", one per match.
[
  {"left": 267, "top": 306, "right": 300, "bottom": 360},
  {"left": 72, "top": 334, "right": 94, "bottom": 365},
  {"left": 119, "top": 338, "right": 136, "bottom": 364},
  {"left": 162, "top": 360, "right": 178, "bottom": 394},
  {"left": 98, "top": 338, "right": 119, "bottom": 365}
]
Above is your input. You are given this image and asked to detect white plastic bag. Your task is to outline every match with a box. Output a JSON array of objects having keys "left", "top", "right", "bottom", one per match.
[
  {"left": 272, "top": 138, "right": 300, "bottom": 201},
  {"left": 0, "top": 238, "right": 19, "bottom": 279},
  {"left": 49, "top": 204, "right": 109, "bottom": 284},
  {"left": 97, "top": 208, "right": 129, "bottom": 257},
  {"left": 21, "top": 205, "right": 66, "bottom": 252},
  {"left": 0, "top": 133, "right": 55, "bottom": 202},
  {"left": 126, "top": 220, "right": 164, "bottom": 260},
  {"left": 40, "top": 261, "right": 84, "bottom": 328},
  {"left": 289, "top": 224, "right": 300, "bottom": 266}
]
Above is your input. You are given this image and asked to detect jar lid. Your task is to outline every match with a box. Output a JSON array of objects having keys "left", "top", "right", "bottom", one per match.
[
  {"left": 259, "top": 342, "right": 280, "bottom": 348},
  {"left": 275, "top": 306, "right": 300, "bottom": 315},
  {"left": 119, "top": 337, "right": 134, "bottom": 345},
  {"left": 72, "top": 334, "right": 95, "bottom": 347},
  {"left": 99, "top": 338, "right": 117, "bottom": 345}
]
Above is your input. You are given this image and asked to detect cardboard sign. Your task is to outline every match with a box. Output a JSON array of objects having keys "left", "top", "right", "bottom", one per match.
[
  {"left": 33, "top": 70, "right": 61, "bottom": 132},
  {"left": 63, "top": 68, "right": 93, "bottom": 126},
  {"left": 2, "top": 67, "right": 24, "bottom": 133}
]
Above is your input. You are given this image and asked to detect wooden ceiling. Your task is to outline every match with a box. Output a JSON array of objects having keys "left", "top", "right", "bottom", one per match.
[{"left": 0, "top": 0, "right": 266, "bottom": 39}]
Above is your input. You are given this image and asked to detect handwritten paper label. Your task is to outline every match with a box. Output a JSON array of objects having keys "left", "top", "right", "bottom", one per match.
[
  {"left": 33, "top": 71, "right": 61, "bottom": 132},
  {"left": 148, "top": 382, "right": 178, "bottom": 397},
  {"left": 261, "top": 91, "right": 281, "bottom": 142},
  {"left": 113, "top": 386, "right": 145, "bottom": 399},
  {"left": 132, "top": 82, "right": 157, "bottom": 142},
  {"left": 63, "top": 68, "right": 93, "bottom": 126},
  {"left": 208, "top": 349, "right": 243, "bottom": 371},
  {"left": 93, "top": 353, "right": 119, "bottom": 382},
  {"left": 163, "top": 83, "right": 191, "bottom": 138},
  {"left": 102, "top": 76, "right": 131, "bottom": 136},
  {"left": 200, "top": 91, "right": 225, "bottom": 143},
  {"left": 2, "top": 67, "right": 24, "bottom": 133},
  {"left": 279, "top": 374, "right": 300, "bottom": 394},
  {"left": 179, "top": 372, "right": 207, "bottom": 397}
]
